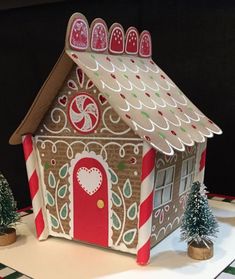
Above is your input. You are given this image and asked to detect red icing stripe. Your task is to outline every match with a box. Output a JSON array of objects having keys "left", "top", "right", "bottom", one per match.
[
  {"left": 141, "top": 148, "right": 155, "bottom": 181},
  {"left": 35, "top": 209, "right": 45, "bottom": 238},
  {"left": 22, "top": 135, "right": 33, "bottom": 161},
  {"left": 199, "top": 148, "right": 207, "bottom": 172},
  {"left": 136, "top": 238, "right": 151, "bottom": 265},
  {"left": 29, "top": 170, "right": 39, "bottom": 199},
  {"left": 138, "top": 192, "right": 154, "bottom": 228}
]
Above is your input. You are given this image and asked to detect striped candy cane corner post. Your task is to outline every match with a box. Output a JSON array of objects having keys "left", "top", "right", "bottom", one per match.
[
  {"left": 22, "top": 134, "right": 48, "bottom": 240},
  {"left": 137, "top": 142, "right": 156, "bottom": 265}
]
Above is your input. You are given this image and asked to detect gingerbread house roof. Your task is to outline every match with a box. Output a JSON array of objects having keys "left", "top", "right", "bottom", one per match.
[{"left": 10, "top": 13, "right": 222, "bottom": 155}]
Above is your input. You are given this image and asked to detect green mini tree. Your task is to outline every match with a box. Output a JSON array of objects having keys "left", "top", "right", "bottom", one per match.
[
  {"left": 0, "top": 172, "right": 20, "bottom": 234},
  {"left": 180, "top": 181, "right": 219, "bottom": 245}
]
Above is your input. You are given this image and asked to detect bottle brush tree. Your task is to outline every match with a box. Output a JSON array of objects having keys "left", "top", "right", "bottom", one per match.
[
  {"left": 180, "top": 181, "right": 219, "bottom": 246},
  {"left": 0, "top": 172, "right": 20, "bottom": 234}
]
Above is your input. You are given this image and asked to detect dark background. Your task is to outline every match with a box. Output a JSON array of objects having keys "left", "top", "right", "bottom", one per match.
[{"left": 0, "top": 1, "right": 234, "bottom": 209}]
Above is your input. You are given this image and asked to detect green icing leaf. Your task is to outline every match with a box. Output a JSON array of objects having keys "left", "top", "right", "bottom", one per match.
[
  {"left": 127, "top": 202, "right": 137, "bottom": 220},
  {"left": 141, "top": 111, "right": 150, "bottom": 118},
  {"left": 123, "top": 229, "right": 137, "bottom": 245},
  {"left": 48, "top": 171, "right": 56, "bottom": 188},
  {"left": 181, "top": 127, "right": 186, "bottom": 132},
  {"left": 46, "top": 191, "right": 55, "bottom": 206},
  {"left": 50, "top": 214, "right": 59, "bottom": 229},
  {"left": 117, "top": 162, "right": 126, "bottom": 171},
  {"left": 108, "top": 168, "right": 118, "bottom": 184},
  {"left": 58, "top": 184, "right": 68, "bottom": 198},
  {"left": 59, "top": 163, "right": 68, "bottom": 179},
  {"left": 155, "top": 92, "right": 160, "bottom": 97},
  {"left": 60, "top": 203, "right": 68, "bottom": 220},
  {"left": 123, "top": 179, "right": 132, "bottom": 198},
  {"left": 44, "top": 162, "right": 50, "bottom": 170},
  {"left": 112, "top": 211, "right": 121, "bottom": 230},
  {"left": 118, "top": 57, "right": 123, "bottom": 62},
  {"left": 132, "top": 93, "right": 137, "bottom": 98},
  {"left": 112, "top": 191, "right": 122, "bottom": 207},
  {"left": 158, "top": 132, "right": 166, "bottom": 139}
]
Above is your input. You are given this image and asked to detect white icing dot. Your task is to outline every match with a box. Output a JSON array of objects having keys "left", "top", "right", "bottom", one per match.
[
  {"left": 168, "top": 217, "right": 170, "bottom": 221},
  {"left": 74, "top": 130, "right": 77, "bottom": 133},
  {"left": 68, "top": 91, "right": 71, "bottom": 95},
  {"left": 134, "top": 171, "right": 138, "bottom": 176},
  {"left": 40, "top": 129, "right": 43, "bottom": 132},
  {"left": 93, "top": 89, "right": 97, "bottom": 93},
  {"left": 41, "top": 153, "right": 44, "bottom": 157},
  {"left": 175, "top": 208, "right": 178, "bottom": 213},
  {"left": 94, "top": 130, "right": 97, "bottom": 134}
]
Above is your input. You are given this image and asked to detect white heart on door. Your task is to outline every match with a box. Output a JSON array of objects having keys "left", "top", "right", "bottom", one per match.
[{"left": 77, "top": 167, "right": 103, "bottom": 195}]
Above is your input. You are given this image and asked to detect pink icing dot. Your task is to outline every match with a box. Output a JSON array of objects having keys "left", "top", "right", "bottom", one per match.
[
  {"left": 144, "top": 135, "right": 151, "bottom": 141},
  {"left": 208, "top": 119, "right": 213, "bottom": 124},
  {"left": 72, "top": 53, "right": 78, "bottom": 59},
  {"left": 145, "top": 92, "right": 150, "bottom": 97},
  {"left": 178, "top": 107, "right": 183, "bottom": 112}
]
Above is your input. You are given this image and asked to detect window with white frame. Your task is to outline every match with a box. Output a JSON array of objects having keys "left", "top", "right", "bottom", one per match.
[
  {"left": 179, "top": 156, "right": 195, "bottom": 195},
  {"left": 153, "top": 166, "right": 175, "bottom": 209}
]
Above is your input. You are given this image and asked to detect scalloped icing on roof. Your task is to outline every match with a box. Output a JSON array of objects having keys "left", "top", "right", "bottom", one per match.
[{"left": 66, "top": 50, "right": 222, "bottom": 155}]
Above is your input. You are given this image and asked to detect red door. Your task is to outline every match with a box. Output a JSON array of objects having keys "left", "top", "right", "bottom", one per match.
[{"left": 73, "top": 157, "right": 109, "bottom": 247}]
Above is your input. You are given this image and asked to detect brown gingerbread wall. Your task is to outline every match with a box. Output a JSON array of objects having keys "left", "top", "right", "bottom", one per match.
[
  {"left": 35, "top": 64, "right": 143, "bottom": 251},
  {"left": 150, "top": 145, "right": 197, "bottom": 248}
]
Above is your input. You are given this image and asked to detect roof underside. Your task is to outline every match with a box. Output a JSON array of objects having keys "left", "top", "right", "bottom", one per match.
[{"left": 66, "top": 50, "right": 222, "bottom": 155}]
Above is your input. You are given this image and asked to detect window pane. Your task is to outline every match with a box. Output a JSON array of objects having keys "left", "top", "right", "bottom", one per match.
[
  {"left": 163, "top": 185, "right": 172, "bottom": 203},
  {"left": 186, "top": 176, "right": 192, "bottom": 190},
  {"left": 154, "top": 189, "right": 162, "bottom": 208},
  {"left": 156, "top": 170, "right": 165, "bottom": 187},
  {"left": 182, "top": 160, "right": 187, "bottom": 176},
  {"left": 188, "top": 158, "right": 194, "bottom": 173},
  {"left": 165, "top": 167, "right": 174, "bottom": 184},
  {"left": 180, "top": 178, "right": 186, "bottom": 194}
]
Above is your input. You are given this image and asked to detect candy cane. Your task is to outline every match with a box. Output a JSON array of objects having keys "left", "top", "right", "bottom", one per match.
[
  {"left": 137, "top": 142, "right": 156, "bottom": 265},
  {"left": 22, "top": 134, "right": 48, "bottom": 240}
]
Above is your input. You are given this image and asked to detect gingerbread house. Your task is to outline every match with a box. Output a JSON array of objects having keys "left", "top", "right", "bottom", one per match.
[{"left": 10, "top": 13, "right": 222, "bottom": 265}]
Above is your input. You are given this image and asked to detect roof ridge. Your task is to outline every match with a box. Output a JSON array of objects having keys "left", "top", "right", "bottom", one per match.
[{"left": 65, "top": 12, "right": 152, "bottom": 58}]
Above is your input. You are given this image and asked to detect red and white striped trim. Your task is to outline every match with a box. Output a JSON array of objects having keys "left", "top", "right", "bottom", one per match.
[
  {"left": 137, "top": 143, "right": 156, "bottom": 265},
  {"left": 22, "top": 134, "right": 48, "bottom": 240}
]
